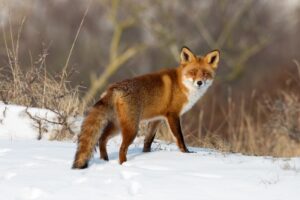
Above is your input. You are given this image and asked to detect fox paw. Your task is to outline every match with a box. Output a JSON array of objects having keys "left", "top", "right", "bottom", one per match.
[{"left": 180, "top": 148, "right": 195, "bottom": 153}]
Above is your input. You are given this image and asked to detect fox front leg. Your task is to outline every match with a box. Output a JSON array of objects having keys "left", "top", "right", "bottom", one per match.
[{"left": 166, "top": 114, "right": 190, "bottom": 153}]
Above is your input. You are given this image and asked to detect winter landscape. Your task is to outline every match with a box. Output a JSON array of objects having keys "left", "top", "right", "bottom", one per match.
[
  {"left": 0, "top": 104, "right": 300, "bottom": 200},
  {"left": 1, "top": 0, "right": 300, "bottom": 200}
]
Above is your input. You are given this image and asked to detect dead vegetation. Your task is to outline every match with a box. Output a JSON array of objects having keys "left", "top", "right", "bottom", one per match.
[{"left": 0, "top": 19, "right": 84, "bottom": 140}]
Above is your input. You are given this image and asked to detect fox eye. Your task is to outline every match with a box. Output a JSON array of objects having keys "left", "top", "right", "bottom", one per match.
[
  {"left": 203, "top": 71, "right": 211, "bottom": 78},
  {"left": 188, "top": 69, "right": 197, "bottom": 76}
]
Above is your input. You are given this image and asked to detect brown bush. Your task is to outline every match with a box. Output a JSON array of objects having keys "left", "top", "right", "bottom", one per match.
[{"left": 0, "top": 23, "right": 84, "bottom": 140}]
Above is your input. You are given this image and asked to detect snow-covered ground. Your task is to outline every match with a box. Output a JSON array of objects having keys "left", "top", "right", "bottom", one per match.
[
  {"left": 0, "top": 103, "right": 81, "bottom": 140},
  {"left": 0, "top": 104, "right": 300, "bottom": 200}
]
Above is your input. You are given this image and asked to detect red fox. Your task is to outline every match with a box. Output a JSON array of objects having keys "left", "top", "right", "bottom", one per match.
[{"left": 72, "top": 47, "right": 220, "bottom": 169}]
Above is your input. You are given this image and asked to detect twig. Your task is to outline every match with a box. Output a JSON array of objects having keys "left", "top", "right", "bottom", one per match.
[
  {"left": 83, "top": 45, "right": 143, "bottom": 105},
  {"left": 25, "top": 107, "right": 44, "bottom": 140},
  {"left": 0, "top": 106, "right": 8, "bottom": 124},
  {"left": 293, "top": 60, "right": 300, "bottom": 80},
  {"left": 216, "top": 0, "right": 252, "bottom": 47},
  {"left": 61, "top": 0, "right": 92, "bottom": 85}
]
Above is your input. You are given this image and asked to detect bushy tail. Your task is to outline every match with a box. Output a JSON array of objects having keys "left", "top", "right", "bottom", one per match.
[{"left": 72, "top": 101, "right": 109, "bottom": 169}]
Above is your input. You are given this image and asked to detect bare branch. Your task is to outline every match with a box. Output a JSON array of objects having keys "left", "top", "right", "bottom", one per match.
[
  {"left": 61, "top": 0, "right": 92, "bottom": 85},
  {"left": 216, "top": 0, "right": 253, "bottom": 48},
  {"left": 83, "top": 45, "right": 144, "bottom": 105}
]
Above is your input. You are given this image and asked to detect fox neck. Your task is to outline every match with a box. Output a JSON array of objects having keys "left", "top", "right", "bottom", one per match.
[{"left": 177, "top": 69, "right": 213, "bottom": 115}]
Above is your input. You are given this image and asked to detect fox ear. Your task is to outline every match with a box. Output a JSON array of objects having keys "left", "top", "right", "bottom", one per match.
[
  {"left": 205, "top": 50, "right": 220, "bottom": 69},
  {"left": 180, "top": 46, "right": 196, "bottom": 64}
]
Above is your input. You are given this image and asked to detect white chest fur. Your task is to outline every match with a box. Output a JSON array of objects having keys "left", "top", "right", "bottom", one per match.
[{"left": 180, "top": 79, "right": 213, "bottom": 115}]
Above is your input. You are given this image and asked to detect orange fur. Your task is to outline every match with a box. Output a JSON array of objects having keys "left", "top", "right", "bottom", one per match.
[{"left": 72, "top": 47, "right": 220, "bottom": 169}]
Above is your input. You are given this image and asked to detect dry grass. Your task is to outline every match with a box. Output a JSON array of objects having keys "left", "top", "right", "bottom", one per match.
[
  {"left": 188, "top": 88, "right": 300, "bottom": 157},
  {"left": 225, "top": 92, "right": 300, "bottom": 157},
  {"left": 0, "top": 19, "right": 84, "bottom": 140}
]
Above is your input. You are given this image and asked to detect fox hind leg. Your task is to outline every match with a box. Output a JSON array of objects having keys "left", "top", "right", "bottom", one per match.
[
  {"left": 98, "top": 122, "right": 118, "bottom": 161},
  {"left": 119, "top": 124, "right": 138, "bottom": 164},
  {"left": 116, "top": 99, "right": 139, "bottom": 164},
  {"left": 143, "top": 120, "right": 161, "bottom": 152}
]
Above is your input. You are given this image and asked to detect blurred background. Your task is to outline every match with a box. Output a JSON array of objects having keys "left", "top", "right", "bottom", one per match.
[{"left": 1, "top": 0, "right": 300, "bottom": 156}]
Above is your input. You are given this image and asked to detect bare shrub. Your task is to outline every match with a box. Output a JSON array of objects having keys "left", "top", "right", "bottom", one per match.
[{"left": 0, "top": 20, "right": 84, "bottom": 140}]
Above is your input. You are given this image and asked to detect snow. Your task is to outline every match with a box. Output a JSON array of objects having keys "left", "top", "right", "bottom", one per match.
[
  {"left": 0, "top": 103, "right": 81, "bottom": 140},
  {"left": 0, "top": 104, "right": 300, "bottom": 200}
]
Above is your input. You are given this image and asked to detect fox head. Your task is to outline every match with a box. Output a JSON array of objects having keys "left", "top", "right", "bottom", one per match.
[{"left": 179, "top": 47, "right": 220, "bottom": 91}]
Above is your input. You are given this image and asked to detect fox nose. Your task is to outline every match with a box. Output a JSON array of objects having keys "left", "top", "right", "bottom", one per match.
[{"left": 196, "top": 80, "right": 203, "bottom": 86}]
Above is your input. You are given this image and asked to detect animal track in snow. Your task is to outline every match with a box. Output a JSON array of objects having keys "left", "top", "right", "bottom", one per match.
[
  {"left": 120, "top": 170, "right": 140, "bottom": 180},
  {"left": 129, "top": 181, "right": 142, "bottom": 195},
  {"left": 120, "top": 171, "right": 142, "bottom": 195}
]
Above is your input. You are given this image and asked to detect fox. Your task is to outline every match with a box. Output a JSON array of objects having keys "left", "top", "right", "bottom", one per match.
[{"left": 72, "top": 47, "right": 220, "bottom": 169}]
